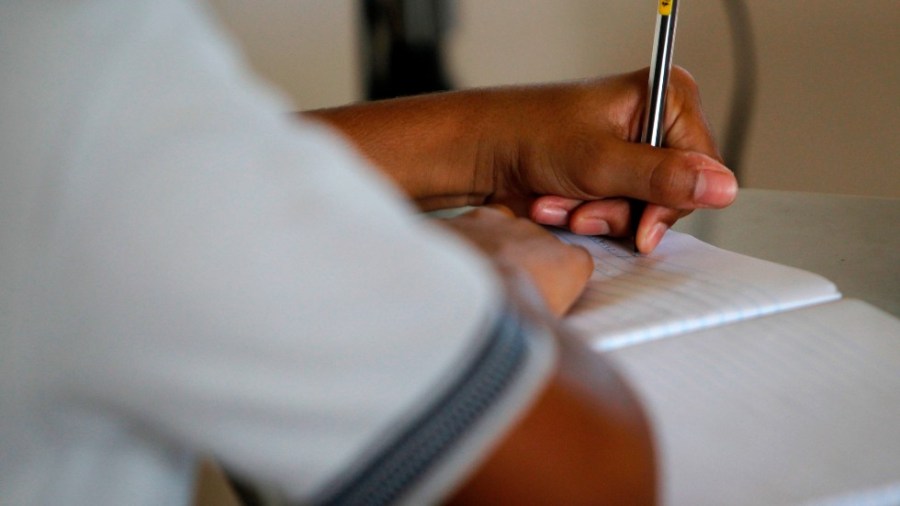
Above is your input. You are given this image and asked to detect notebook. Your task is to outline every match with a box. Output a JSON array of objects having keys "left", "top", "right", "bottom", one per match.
[{"left": 555, "top": 229, "right": 900, "bottom": 506}]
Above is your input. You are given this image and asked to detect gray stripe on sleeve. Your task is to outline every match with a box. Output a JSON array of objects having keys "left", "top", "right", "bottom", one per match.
[{"left": 317, "top": 304, "right": 533, "bottom": 506}]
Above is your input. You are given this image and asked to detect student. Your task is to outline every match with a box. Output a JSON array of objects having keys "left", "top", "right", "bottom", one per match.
[{"left": 0, "top": 0, "right": 736, "bottom": 504}]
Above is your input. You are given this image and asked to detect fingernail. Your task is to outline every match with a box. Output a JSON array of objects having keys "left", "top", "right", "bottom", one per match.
[
  {"left": 575, "top": 218, "right": 610, "bottom": 236},
  {"left": 646, "top": 222, "right": 668, "bottom": 251},
  {"left": 534, "top": 204, "right": 569, "bottom": 226},
  {"left": 694, "top": 170, "right": 738, "bottom": 207}
]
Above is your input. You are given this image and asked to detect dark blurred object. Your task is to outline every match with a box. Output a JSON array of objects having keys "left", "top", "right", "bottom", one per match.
[
  {"left": 721, "top": 0, "right": 757, "bottom": 181},
  {"left": 361, "top": 0, "right": 455, "bottom": 99}
]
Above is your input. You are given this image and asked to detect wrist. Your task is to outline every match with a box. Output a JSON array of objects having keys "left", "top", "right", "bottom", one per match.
[{"left": 304, "top": 91, "right": 507, "bottom": 210}]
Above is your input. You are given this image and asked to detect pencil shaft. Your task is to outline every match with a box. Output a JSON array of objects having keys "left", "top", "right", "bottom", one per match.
[
  {"left": 632, "top": 0, "right": 680, "bottom": 252},
  {"left": 642, "top": 0, "right": 679, "bottom": 147}
]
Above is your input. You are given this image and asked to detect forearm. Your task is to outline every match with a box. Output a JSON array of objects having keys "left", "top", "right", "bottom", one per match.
[
  {"left": 304, "top": 91, "right": 503, "bottom": 210},
  {"left": 447, "top": 339, "right": 656, "bottom": 505}
]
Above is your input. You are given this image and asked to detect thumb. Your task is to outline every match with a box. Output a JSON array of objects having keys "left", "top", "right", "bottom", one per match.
[{"left": 574, "top": 141, "right": 737, "bottom": 209}]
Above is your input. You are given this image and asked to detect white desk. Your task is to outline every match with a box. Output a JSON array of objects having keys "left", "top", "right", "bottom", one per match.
[{"left": 673, "top": 189, "right": 900, "bottom": 318}]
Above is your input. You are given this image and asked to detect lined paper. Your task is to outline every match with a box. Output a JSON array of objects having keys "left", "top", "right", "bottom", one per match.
[
  {"left": 608, "top": 299, "right": 900, "bottom": 506},
  {"left": 556, "top": 230, "right": 841, "bottom": 350}
]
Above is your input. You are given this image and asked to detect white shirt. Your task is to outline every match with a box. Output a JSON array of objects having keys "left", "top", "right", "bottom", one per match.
[{"left": 0, "top": 1, "right": 555, "bottom": 504}]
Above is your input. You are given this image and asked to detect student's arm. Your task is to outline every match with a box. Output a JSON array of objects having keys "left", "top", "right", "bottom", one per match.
[
  {"left": 306, "top": 68, "right": 736, "bottom": 253},
  {"left": 9, "top": 2, "right": 647, "bottom": 503},
  {"left": 448, "top": 350, "right": 655, "bottom": 505}
]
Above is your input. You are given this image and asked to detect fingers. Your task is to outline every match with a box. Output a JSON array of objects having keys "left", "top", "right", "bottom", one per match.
[
  {"left": 569, "top": 200, "right": 636, "bottom": 236},
  {"left": 531, "top": 196, "right": 631, "bottom": 236},
  {"left": 530, "top": 196, "right": 692, "bottom": 254},
  {"left": 539, "top": 245, "right": 594, "bottom": 316},
  {"left": 530, "top": 196, "right": 582, "bottom": 227},
  {"left": 482, "top": 203, "right": 517, "bottom": 218},
  {"left": 531, "top": 196, "right": 685, "bottom": 240},
  {"left": 444, "top": 206, "right": 595, "bottom": 316},
  {"left": 635, "top": 204, "right": 691, "bottom": 253}
]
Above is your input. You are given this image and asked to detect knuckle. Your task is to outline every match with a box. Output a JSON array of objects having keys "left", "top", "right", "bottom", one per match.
[
  {"left": 671, "top": 66, "right": 699, "bottom": 91},
  {"left": 669, "top": 67, "right": 702, "bottom": 111},
  {"left": 649, "top": 152, "right": 698, "bottom": 204}
]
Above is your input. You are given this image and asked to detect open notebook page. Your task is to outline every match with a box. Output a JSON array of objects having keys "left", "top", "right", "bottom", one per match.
[
  {"left": 555, "top": 230, "right": 840, "bottom": 351},
  {"left": 607, "top": 299, "right": 900, "bottom": 506}
]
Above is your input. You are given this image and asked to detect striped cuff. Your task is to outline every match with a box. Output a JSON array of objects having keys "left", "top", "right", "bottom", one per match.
[{"left": 315, "top": 302, "right": 554, "bottom": 506}]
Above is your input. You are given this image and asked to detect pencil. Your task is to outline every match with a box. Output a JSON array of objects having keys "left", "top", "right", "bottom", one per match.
[{"left": 632, "top": 0, "right": 680, "bottom": 252}]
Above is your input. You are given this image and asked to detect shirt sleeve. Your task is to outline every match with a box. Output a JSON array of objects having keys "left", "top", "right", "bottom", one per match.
[{"left": 5, "top": 0, "right": 557, "bottom": 503}]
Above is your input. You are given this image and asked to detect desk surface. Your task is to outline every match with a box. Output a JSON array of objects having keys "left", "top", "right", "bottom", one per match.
[{"left": 673, "top": 189, "right": 900, "bottom": 318}]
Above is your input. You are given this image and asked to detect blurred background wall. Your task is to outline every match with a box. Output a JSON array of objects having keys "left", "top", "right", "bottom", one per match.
[{"left": 207, "top": 0, "right": 899, "bottom": 198}]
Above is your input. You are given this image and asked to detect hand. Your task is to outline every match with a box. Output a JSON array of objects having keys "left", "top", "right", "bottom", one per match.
[
  {"left": 441, "top": 205, "right": 593, "bottom": 317},
  {"left": 486, "top": 68, "right": 736, "bottom": 253},
  {"left": 306, "top": 67, "right": 736, "bottom": 253}
]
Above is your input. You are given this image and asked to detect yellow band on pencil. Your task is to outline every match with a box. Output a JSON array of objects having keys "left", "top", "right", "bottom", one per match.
[{"left": 659, "top": 0, "right": 673, "bottom": 16}]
